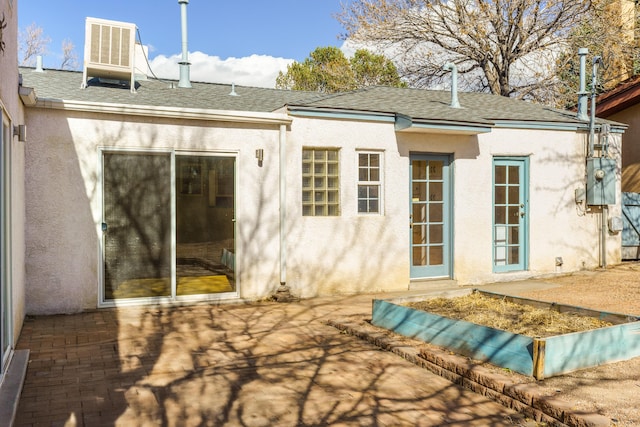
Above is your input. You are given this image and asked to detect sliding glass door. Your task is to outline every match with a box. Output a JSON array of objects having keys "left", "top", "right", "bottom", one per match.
[{"left": 102, "top": 151, "right": 236, "bottom": 302}]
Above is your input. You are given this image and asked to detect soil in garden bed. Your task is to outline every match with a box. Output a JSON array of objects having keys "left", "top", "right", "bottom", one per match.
[{"left": 403, "top": 293, "right": 613, "bottom": 338}]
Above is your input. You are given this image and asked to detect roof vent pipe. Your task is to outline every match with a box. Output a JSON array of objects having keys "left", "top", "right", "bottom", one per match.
[
  {"left": 178, "top": 0, "right": 192, "bottom": 88},
  {"left": 34, "top": 55, "right": 44, "bottom": 72},
  {"left": 577, "top": 48, "right": 589, "bottom": 121},
  {"left": 443, "top": 63, "right": 461, "bottom": 108}
]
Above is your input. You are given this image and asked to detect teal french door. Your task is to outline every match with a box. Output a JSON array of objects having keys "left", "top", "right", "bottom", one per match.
[
  {"left": 493, "top": 158, "right": 529, "bottom": 272},
  {"left": 410, "top": 154, "right": 451, "bottom": 278}
]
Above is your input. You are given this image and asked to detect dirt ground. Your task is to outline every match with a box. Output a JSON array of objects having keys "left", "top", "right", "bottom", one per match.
[
  {"left": 511, "top": 262, "right": 640, "bottom": 427},
  {"left": 355, "top": 262, "right": 640, "bottom": 426}
]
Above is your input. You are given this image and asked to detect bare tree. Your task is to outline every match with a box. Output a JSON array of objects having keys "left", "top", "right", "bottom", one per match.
[
  {"left": 18, "top": 23, "right": 50, "bottom": 66},
  {"left": 555, "top": 0, "right": 640, "bottom": 109},
  {"left": 337, "top": 0, "right": 591, "bottom": 101},
  {"left": 60, "top": 38, "right": 79, "bottom": 70}
]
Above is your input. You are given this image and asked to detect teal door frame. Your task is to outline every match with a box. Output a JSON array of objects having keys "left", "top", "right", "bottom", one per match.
[
  {"left": 409, "top": 153, "right": 452, "bottom": 279},
  {"left": 492, "top": 157, "right": 529, "bottom": 272}
]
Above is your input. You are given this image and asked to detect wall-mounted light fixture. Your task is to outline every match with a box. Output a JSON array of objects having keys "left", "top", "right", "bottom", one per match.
[
  {"left": 256, "top": 148, "right": 264, "bottom": 167},
  {"left": 13, "top": 124, "right": 26, "bottom": 142}
]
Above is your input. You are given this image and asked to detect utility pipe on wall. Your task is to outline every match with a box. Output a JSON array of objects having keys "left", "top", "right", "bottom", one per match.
[
  {"left": 587, "top": 55, "right": 608, "bottom": 268},
  {"left": 279, "top": 124, "right": 287, "bottom": 285},
  {"left": 588, "top": 56, "right": 601, "bottom": 158}
]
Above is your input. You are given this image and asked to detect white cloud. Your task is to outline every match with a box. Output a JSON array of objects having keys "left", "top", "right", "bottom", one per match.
[{"left": 148, "top": 52, "right": 294, "bottom": 88}]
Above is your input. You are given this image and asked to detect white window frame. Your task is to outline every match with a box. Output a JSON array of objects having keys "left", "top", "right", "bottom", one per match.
[{"left": 356, "top": 150, "right": 383, "bottom": 215}]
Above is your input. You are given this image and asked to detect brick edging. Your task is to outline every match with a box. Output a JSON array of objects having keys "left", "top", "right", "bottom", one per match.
[{"left": 327, "top": 320, "right": 611, "bottom": 427}]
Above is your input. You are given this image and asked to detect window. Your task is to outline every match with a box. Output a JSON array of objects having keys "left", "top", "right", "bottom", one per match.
[
  {"left": 357, "top": 152, "right": 382, "bottom": 214},
  {"left": 302, "top": 148, "right": 339, "bottom": 216}
]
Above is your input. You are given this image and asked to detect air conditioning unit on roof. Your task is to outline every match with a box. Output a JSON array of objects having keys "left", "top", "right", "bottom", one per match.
[{"left": 82, "top": 17, "right": 137, "bottom": 92}]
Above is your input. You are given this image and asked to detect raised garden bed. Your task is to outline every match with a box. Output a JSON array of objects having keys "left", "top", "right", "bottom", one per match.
[{"left": 372, "top": 289, "right": 640, "bottom": 379}]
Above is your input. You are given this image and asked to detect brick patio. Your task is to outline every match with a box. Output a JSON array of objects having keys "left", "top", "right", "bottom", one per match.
[{"left": 13, "top": 293, "right": 530, "bottom": 426}]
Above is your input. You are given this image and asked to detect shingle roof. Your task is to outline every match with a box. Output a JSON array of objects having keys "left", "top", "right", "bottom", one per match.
[
  {"left": 292, "top": 85, "right": 586, "bottom": 126},
  {"left": 19, "top": 67, "right": 320, "bottom": 113},
  {"left": 19, "top": 67, "right": 618, "bottom": 128}
]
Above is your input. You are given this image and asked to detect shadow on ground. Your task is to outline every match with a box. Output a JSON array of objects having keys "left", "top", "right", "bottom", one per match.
[{"left": 15, "top": 295, "right": 529, "bottom": 426}]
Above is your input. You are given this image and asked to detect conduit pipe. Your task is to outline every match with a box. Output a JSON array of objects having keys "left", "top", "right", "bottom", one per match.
[
  {"left": 443, "top": 63, "right": 461, "bottom": 108},
  {"left": 577, "top": 48, "right": 589, "bottom": 121},
  {"left": 588, "top": 56, "right": 601, "bottom": 158},
  {"left": 178, "top": 0, "right": 192, "bottom": 88},
  {"left": 586, "top": 55, "right": 607, "bottom": 268},
  {"left": 279, "top": 124, "right": 287, "bottom": 285}
]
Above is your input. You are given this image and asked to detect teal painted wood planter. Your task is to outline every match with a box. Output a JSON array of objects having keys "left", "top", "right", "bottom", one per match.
[{"left": 372, "top": 290, "right": 640, "bottom": 379}]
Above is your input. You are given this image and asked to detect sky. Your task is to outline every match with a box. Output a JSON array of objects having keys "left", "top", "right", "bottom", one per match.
[{"left": 18, "top": 0, "right": 352, "bottom": 88}]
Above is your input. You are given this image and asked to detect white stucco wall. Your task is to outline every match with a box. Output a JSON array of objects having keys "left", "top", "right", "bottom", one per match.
[
  {"left": 284, "top": 116, "right": 622, "bottom": 295},
  {"left": 25, "top": 108, "right": 284, "bottom": 313},
  {"left": 285, "top": 118, "right": 409, "bottom": 298},
  {"left": 24, "top": 102, "right": 623, "bottom": 313}
]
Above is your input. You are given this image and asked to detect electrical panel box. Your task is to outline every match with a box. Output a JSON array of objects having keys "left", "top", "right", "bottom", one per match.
[
  {"left": 608, "top": 216, "right": 624, "bottom": 233},
  {"left": 586, "top": 157, "right": 617, "bottom": 205}
]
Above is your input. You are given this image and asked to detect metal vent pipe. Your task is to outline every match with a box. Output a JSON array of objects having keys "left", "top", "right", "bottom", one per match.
[
  {"left": 443, "top": 63, "right": 461, "bottom": 108},
  {"left": 577, "top": 48, "right": 589, "bottom": 121},
  {"left": 178, "top": 0, "right": 192, "bottom": 88}
]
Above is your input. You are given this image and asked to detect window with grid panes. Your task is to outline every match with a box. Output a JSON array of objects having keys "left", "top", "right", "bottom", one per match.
[
  {"left": 302, "top": 148, "right": 340, "bottom": 216},
  {"left": 357, "top": 152, "right": 381, "bottom": 214}
]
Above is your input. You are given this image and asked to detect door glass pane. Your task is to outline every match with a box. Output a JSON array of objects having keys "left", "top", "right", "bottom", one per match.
[
  {"left": 429, "top": 203, "right": 443, "bottom": 222},
  {"left": 495, "top": 206, "right": 506, "bottom": 224},
  {"left": 495, "top": 165, "right": 507, "bottom": 184},
  {"left": 412, "top": 160, "right": 427, "bottom": 180},
  {"left": 413, "top": 183, "right": 427, "bottom": 201},
  {"left": 176, "top": 156, "right": 235, "bottom": 296},
  {"left": 413, "top": 204, "right": 426, "bottom": 223},
  {"left": 508, "top": 186, "right": 519, "bottom": 204},
  {"left": 509, "top": 246, "right": 520, "bottom": 264},
  {"left": 429, "top": 182, "right": 443, "bottom": 201},
  {"left": 428, "top": 161, "right": 443, "bottom": 180},
  {"left": 429, "top": 246, "right": 443, "bottom": 265},
  {"left": 508, "top": 166, "right": 520, "bottom": 184},
  {"left": 103, "top": 152, "right": 171, "bottom": 299},
  {"left": 413, "top": 246, "right": 427, "bottom": 266},
  {"left": 508, "top": 206, "right": 520, "bottom": 224},
  {"left": 413, "top": 225, "right": 427, "bottom": 244},
  {"left": 509, "top": 226, "right": 520, "bottom": 244},
  {"left": 429, "top": 224, "right": 443, "bottom": 244},
  {"left": 495, "top": 186, "right": 506, "bottom": 204}
]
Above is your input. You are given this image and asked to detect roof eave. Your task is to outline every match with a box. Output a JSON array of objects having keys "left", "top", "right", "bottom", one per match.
[
  {"left": 30, "top": 97, "right": 292, "bottom": 125},
  {"left": 287, "top": 106, "right": 396, "bottom": 123},
  {"left": 395, "top": 114, "right": 492, "bottom": 135}
]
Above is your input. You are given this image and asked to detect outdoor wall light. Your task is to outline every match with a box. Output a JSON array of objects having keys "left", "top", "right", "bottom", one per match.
[
  {"left": 13, "top": 124, "right": 26, "bottom": 142},
  {"left": 256, "top": 148, "right": 264, "bottom": 167}
]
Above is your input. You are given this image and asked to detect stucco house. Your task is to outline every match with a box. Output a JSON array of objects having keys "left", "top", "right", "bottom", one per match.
[
  {"left": 14, "top": 57, "right": 625, "bottom": 315},
  {"left": 0, "top": 3, "right": 630, "bottom": 408}
]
